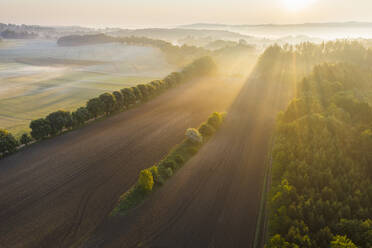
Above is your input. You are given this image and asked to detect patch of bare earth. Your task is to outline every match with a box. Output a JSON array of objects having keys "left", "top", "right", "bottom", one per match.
[
  {"left": 0, "top": 76, "right": 243, "bottom": 248},
  {"left": 82, "top": 75, "right": 280, "bottom": 248}
]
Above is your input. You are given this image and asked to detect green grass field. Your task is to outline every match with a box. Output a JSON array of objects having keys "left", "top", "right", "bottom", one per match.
[
  {"left": 0, "top": 39, "right": 175, "bottom": 136},
  {"left": 0, "top": 70, "right": 157, "bottom": 136}
]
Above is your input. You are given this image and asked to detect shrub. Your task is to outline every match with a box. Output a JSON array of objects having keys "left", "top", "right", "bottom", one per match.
[
  {"left": 158, "top": 165, "right": 173, "bottom": 183},
  {"left": 145, "top": 84, "right": 155, "bottom": 96},
  {"left": 72, "top": 107, "right": 90, "bottom": 126},
  {"left": 185, "top": 128, "right": 203, "bottom": 144},
  {"left": 30, "top": 118, "right": 51, "bottom": 140},
  {"left": 121, "top": 88, "right": 136, "bottom": 107},
  {"left": 137, "top": 84, "right": 149, "bottom": 100},
  {"left": 0, "top": 129, "right": 18, "bottom": 155},
  {"left": 149, "top": 165, "right": 160, "bottom": 185},
  {"left": 207, "top": 112, "right": 222, "bottom": 129},
  {"left": 198, "top": 123, "right": 215, "bottom": 138},
  {"left": 131, "top": 86, "right": 143, "bottom": 102},
  {"left": 112, "top": 91, "right": 124, "bottom": 110},
  {"left": 174, "top": 154, "right": 184, "bottom": 165},
  {"left": 99, "top": 93, "right": 116, "bottom": 115},
  {"left": 137, "top": 169, "right": 154, "bottom": 193},
  {"left": 161, "top": 159, "right": 177, "bottom": 170},
  {"left": 113, "top": 185, "right": 146, "bottom": 215},
  {"left": 187, "top": 146, "right": 199, "bottom": 155},
  {"left": 86, "top": 97, "right": 104, "bottom": 118},
  {"left": 165, "top": 167, "right": 173, "bottom": 177},
  {"left": 20, "top": 133, "right": 32, "bottom": 146},
  {"left": 46, "top": 110, "right": 72, "bottom": 135}
]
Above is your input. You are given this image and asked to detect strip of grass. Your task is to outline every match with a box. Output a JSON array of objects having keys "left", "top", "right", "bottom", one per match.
[
  {"left": 111, "top": 112, "right": 224, "bottom": 216},
  {"left": 253, "top": 136, "right": 275, "bottom": 248}
]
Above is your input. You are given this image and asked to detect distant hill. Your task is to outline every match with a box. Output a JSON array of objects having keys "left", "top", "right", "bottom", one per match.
[
  {"left": 57, "top": 34, "right": 210, "bottom": 66},
  {"left": 4, "top": 21, "right": 372, "bottom": 43},
  {"left": 108, "top": 28, "right": 252, "bottom": 42},
  {"left": 0, "top": 23, "right": 259, "bottom": 44},
  {"left": 0, "top": 23, "right": 96, "bottom": 39},
  {"left": 57, "top": 33, "right": 115, "bottom": 46},
  {"left": 179, "top": 22, "right": 372, "bottom": 39},
  {"left": 0, "top": 29, "right": 38, "bottom": 39},
  {"left": 180, "top": 22, "right": 372, "bottom": 29}
]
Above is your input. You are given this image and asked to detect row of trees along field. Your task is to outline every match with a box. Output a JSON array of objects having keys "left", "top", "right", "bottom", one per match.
[
  {"left": 0, "top": 57, "right": 216, "bottom": 158},
  {"left": 267, "top": 63, "right": 372, "bottom": 248},
  {"left": 112, "top": 112, "right": 225, "bottom": 215}
]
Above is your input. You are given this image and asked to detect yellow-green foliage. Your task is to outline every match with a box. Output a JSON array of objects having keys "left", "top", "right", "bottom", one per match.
[
  {"left": 268, "top": 63, "right": 372, "bottom": 247},
  {"left": 207, "top": 112, "right": 223, "bottom": 129},
  {"left": 138, "top": 169, "right": 154, "bottom": 192},
  {"left": 330, "top": 236, "right": 358, "bottom": 248},
  {"left": 149, "top": 165, "right": 160, "bottom": 184},
  {"left": 199, "top": 112, "right": 224, "bottom": 139},
  {"left": 113, "top": 111, "right": 225, "bottom": 216},
  {"left": 185, "top": 128, "right": 203, "bottom": 144}
]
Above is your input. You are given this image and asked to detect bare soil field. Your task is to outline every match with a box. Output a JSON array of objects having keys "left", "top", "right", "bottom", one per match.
[
  {"left": 83, "top": 75, "right": 279, "bottom": 248},
  {"left": 0, "top": 76, "right": 243, "bottom": 248}
]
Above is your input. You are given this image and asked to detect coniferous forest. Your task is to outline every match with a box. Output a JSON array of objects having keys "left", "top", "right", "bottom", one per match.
[{"left": 265, "top": 42, "right": 372, "bottom": 248}]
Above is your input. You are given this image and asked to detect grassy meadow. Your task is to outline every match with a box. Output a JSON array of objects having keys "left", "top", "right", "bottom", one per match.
[{"left": 0, "top": 40, "right": 175, "bottom": 136}]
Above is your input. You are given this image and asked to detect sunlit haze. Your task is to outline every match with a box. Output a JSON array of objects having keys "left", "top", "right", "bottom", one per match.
[
  {"left": 1, "top": 0, "right": 372, "bottom": 27},
  {"left": 1, "top": 0, "right": 372, "bottom": 247},
  {"left": 282, "top": 0, "right": 318, "bottom": 11}
]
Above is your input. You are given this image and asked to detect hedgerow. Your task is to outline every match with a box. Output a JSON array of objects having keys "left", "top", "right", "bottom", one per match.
[
  {"left": 112, "top": 112, "right": 225, "bottom": 216},
  {"left": 0, "top": 57, "right": 216, "bottom": 159}
]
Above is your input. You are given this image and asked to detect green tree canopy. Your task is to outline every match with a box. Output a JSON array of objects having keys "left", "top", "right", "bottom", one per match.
[
  {"left": 138, "top": 169, "right": 154, "bottom": 193},
  {"left": 99, "top": 93, "right": 116, "bottom": 115},
  {"left": 86, "top": 97, "right": 104, "bottom": 118},
  {"left": 0, "top": 129, "right": 18, "bottom": 155},
  {"left": 30, "top": 118, "right": 51, "bottom": 140},
  {"left": 20, "top": 133, "right": 32, "bottom": 146}
]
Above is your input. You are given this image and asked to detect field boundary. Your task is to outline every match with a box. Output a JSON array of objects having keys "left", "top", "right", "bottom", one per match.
[
  {"left": 253, "top": 135, "right": 275, "bottom": 248},
  {"left": 111, "top": 112, "right": 225, "bottom": 216},
  {"left": 0, "top": 56, "right": 216, "bottom": 159}
]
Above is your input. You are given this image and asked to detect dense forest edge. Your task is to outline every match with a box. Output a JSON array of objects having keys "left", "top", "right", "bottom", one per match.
[
  {"left": 0, "top": 57, "right": 217, "bottom": 159},
  {"left": 260, "top": 42, "right": 372, "bottom": 247},
  {"left": 111, "top": 112, "right": 225, "bottom": 216}
]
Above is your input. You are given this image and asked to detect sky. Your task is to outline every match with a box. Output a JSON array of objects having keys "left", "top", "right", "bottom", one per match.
[{"left": 1, "top": 0, "right": 372, "bottom": 28}]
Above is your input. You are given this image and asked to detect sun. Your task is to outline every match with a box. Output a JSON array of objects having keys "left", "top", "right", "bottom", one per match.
[{"left": 282, "top": 0, "right": 316, "bottom": 11}]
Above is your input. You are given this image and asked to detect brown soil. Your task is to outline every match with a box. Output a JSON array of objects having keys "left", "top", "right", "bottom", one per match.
[
  {"left": 0, "top": 76, "right": 243, "bottom": 248},
  {"left": 82, "top": 74, "right": 280, "bottom": 248}
]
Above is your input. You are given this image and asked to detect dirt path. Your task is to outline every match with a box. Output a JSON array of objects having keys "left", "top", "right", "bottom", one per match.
[
  {"left": 82, "top": 75, "right": 281, "bottom": 248},
  {"left": 0, "top": 76, "right": 243, "bottom": 248}
]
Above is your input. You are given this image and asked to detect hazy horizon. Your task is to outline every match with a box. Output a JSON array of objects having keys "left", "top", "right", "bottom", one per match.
[
  {"left": 2, "top": 0, "right": 372, "bottom": 28},
  {"left": 3, "top": 21, "right": 372, "bottom": 30}
]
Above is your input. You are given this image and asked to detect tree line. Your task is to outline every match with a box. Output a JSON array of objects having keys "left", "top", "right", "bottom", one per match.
[
  {"left": 267, "top": 63, "right": 372, "bottom": 248},
  {"left": 253, "top": 40, "right": 372, "bottom": 113},
  {"left": 0, "top": 57, "right": 216, "bottom": 159},
  {"left": 58, "top": 34, "right": 210, "bottom": 67},
  {"left": 57, "top": 33, "right": 257, "bottom": 68},
  {"left": 112, "top": 112, "right": 225, "bottom": 216}
]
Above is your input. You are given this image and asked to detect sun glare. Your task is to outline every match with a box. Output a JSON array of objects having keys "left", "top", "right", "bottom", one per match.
[{"left": 282, "top": 0, "right": 316, "bottom": 11}]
